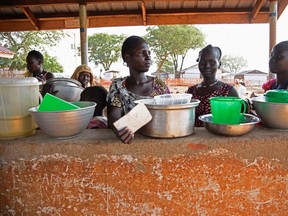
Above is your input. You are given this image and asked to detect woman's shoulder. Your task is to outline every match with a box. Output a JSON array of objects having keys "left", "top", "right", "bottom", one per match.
[{"left": 186, "top": 84, "right": 198, "bottom": 93}]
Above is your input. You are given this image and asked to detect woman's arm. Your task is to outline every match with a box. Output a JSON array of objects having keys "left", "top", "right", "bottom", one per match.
[{"left": 107, "top": 103, "right": 134, "bottom": 144}]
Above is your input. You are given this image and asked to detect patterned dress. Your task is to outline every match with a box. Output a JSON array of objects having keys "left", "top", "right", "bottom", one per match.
[
  {"left": 107, "top": 76, "right": 170, "bottom": 115},
  {"left": 186, "top": 83, "right": 234, "bottom": 127}
]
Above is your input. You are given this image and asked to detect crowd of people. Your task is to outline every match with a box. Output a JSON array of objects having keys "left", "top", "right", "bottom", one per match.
[{"left": 23, "top": 37, "right": 288, "bottom": 144}]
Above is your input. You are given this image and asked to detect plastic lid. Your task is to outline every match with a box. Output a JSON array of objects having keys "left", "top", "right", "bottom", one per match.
[
  {"left": 0, "top": 77, "right": 41, "bottom": 86},
  {"left": 265, "top": 90, "right": 288, "bottom": 98},
  {"left": 38, "top": 93, "right": 80, "bottom": 112}
]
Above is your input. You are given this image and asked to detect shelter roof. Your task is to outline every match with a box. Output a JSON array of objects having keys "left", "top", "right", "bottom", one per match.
[
  {"left": 0, "top": 45, "right": 15, "bottom": 58},
  {"left": 0, "top": 0, "right": 287, "bottom": 32},
  {"left": 236, "top": 69, "right": 268, "bottom": 75}
]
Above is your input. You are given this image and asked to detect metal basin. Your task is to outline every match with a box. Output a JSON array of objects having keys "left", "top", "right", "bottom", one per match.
[
  {"left": 29, "top": 101, "right": 96, "bottom": 139},
  {"left": 42, "top": 78, "right": 84, "bottom": 102},
  {"left": 137, "top": 99, "right": 200, "bottom": 138},
  {"left": 199, "top": 114, "right": 260, "bottom": 136},
  {"left": 251, "top": 96, "right": 288, "bottom": 130}
]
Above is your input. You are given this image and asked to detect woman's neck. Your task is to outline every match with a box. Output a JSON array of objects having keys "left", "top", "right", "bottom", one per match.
[
  {"left": 128, "top": 72, "right": 148, "bottom": 85},
  {"left": 202, "top": 77, "right": 217, "bottom": 85},
  {"left": 276, "top": 72, "right": 288, "bottom": 84}
]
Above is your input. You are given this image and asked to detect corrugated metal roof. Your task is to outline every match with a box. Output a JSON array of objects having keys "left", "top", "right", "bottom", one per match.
[{"left": 0, "top": 0, "right": 287, "bottom": 32}]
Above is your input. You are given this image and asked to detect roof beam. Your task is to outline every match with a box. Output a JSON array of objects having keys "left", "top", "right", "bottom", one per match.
[
  {"left": 0, "top": 12, "right": 271, "bottom": 32},
  {"left": 19, "top": 6, "right": 40, "bottom": 30},
  {"left": 141, "top": 1, "right": 147, "bottom": 26},
  {"left": 278, "top": 0, "right": 288, "bottom": 18},
  {"left": 249, "top": 0, "right": 265, "bottom": 23},
  {"left": 1, "top": 0, "right": 215, "bottom": 7}
]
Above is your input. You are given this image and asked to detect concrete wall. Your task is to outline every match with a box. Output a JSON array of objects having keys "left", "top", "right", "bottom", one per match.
[{"left": 1, "top": 128, "right": 288, "bottom": 215}]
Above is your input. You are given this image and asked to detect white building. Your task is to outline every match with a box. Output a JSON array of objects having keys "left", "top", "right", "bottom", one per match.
[
  {"left": 235, "top": 70, "right": 268, "bottom": 86},
  {"left": 181, "top": 64, "right": 231, "bottom": 80}
]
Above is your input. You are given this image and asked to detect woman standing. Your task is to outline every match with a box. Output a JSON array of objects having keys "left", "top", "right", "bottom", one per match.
[
  {"left": 107, "top": 36, "right": 170, "bottom": 144},
  {"left": 186, "top": 45, "right": 238, "bottom": 127}
]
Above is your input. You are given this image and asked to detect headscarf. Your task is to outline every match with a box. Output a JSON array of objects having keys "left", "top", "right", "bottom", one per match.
[{"left": 70, "top": 64, "right": 99, "bottom": 87}]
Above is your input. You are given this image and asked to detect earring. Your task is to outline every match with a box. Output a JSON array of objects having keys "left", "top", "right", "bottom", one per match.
[{"left": 123, "top": 62, "right": 127, "bottom": 66}]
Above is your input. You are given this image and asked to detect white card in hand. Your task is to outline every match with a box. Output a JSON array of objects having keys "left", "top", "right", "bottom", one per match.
[{"left": 113, "top": 103, "right": 152, "bottom": 133}]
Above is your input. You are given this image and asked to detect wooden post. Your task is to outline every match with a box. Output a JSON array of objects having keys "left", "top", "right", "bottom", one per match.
[
  {"left": 79, "top": 3, "right": 88, "bottom": 65},
  {"left": 269, "top": 0, "right": 277, "bottom": 80}
]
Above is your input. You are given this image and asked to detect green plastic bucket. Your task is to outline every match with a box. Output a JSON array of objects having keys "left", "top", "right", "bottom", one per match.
[
  {"left": 209, "top": 96, "right": 246, "bottom": 124},
  {"left": 38, "top": 93, "right": 80, "bottom": 112}
]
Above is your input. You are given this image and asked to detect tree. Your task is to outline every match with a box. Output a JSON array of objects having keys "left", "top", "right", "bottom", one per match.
[
  {"left": 88, "top": 33, "right": 126, "bottom": 71},
  {"left": 43, "top": 52, "right": 64, "bottom": 72},
  {"left": 221, "top": 55, "right": 248, "bottom": 75},
  {"left": 0, "top": 31, "right": 64, "bottom": 72},
  {"left": 145, "top": 25, "right": 205, "bottom": 78}
]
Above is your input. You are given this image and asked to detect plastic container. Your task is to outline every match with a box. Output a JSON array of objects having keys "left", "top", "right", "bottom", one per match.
[
  {"left": 209, "top": 96, "right": 246, "bottom": 124},
  {"left": 38, "top": 93, "right": 80, "bottom": 112},
  {"left": 154, "top": 93, "right": 192, "bottom": 105},
  {"left": 0, "top": 77, "right": 41, "bottom": 140},
  {"left": 264, "top": 89, "right": 288, "bottom": 103}
]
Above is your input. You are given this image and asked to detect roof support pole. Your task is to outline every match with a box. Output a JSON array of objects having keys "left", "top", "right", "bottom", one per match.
[
  {"left": 269, "top": 0, "right": 277, "bottom": 80},
  {"left": 79, "top": 3, "right": 88, "bottom": 65}
]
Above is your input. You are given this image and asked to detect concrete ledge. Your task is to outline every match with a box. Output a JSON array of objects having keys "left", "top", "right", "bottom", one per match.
[{"left": 1, "top": 126, "right": 288, "bottom": 214}]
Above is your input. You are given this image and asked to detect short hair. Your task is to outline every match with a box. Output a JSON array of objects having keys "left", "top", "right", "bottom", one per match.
[
  {"left": 80, "top": 86, "right": 108, "bottom": 116},
  {"left": 197, "top": 45, "right": 222, "bottom": 62},
  {"left": 274, "top": 41, "right": 288, "bottom": 50},
  {"left": 27, "top": 50, "right": 44, "bottom": 62},
  {"left": 121, "top": 36, "right": 147, "bottom": 61}
]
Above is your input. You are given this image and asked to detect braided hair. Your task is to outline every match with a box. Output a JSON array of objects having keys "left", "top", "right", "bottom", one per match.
[{"left": 197, "top": 45, "right": 222, "bottom": 62}]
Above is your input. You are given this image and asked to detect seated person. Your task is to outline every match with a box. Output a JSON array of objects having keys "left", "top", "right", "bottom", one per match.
[
  {"left": 186, "top": 45, "right": 238, "bottom": 127},
  {"left": 80, "top": 86, "right": 108, "bottom": 129},
  {"left": 262, "top": 40, "right": 288, "bottom": 92},
  {"left": 24, "top": 50, "right": 55, "bottom": 84},
  {"left": 107, "top": 36, "right": 170, "bottom": 144},
  {"left": 71, "top": 64, "right": 100, "bottom": 88}
]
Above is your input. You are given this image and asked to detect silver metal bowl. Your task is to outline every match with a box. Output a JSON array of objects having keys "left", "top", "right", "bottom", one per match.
[
  {"left": 199, "top": 114, "right": 260, "bottom": 136},
  {"left": 29, "top": 101, "right": 96, "bottom": 139},
  {"left": 136, "top": 99, "right": 200, "bottom": 138},
  {"left": 251, "top": 96, "right": 288, "bottom": 130},
  {"left": 43, "top": 78, "right": 84, "bottom": 102}
]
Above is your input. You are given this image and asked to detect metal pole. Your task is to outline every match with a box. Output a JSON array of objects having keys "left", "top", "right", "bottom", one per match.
[
  {"left": 269, "top": 0, "right": 277, "bottom": 80},
  {"left": 79, "top": 3, "right": 88, "bottom": 65}
]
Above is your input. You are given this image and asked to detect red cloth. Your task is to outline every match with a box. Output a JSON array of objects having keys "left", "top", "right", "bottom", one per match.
[
  {"left": 87, "top": 116, "right": 108, "bottom": 129},
  {"left": 262, "top": 79, "right": 276, "bottom": 92}
]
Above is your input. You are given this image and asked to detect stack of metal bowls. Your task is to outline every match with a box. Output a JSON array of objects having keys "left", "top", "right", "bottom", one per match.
[
  {"left": 199, "top": 114, "right": 260, "bottom": 136},
  {"left": 29, "top": 101, "right": 96, "bottom": 139},
  {"left": 42, "top": 78, "right": 84, "bottom": 102},
  {"left": 135, "top": 99, "right": 200, "bottom": 138}
]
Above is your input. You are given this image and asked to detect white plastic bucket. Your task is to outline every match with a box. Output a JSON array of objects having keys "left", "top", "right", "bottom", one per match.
[{"left": 0, "top": 77, "right": 41, "bottom": 140}]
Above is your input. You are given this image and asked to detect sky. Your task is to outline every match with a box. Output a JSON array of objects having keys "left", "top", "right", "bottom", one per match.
[{"left": 50, "top": 8, "right": 288, "bottom": 78}]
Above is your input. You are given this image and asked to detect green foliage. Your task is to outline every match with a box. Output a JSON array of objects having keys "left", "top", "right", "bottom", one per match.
[
  {"left": 145, "top": 25, "right": 205, "bottom": 78},
  {"left": 43, "top": 52, "right": 64, "bottom": 73},
  {"left": 221, "top": 55, "right": 248, "bottom": 75},
  {"left": 88, "top": 33, "right": 126, "bottom": 71},
  {"left": 0, "top": 31, "right": 64, "bottom": 71}
]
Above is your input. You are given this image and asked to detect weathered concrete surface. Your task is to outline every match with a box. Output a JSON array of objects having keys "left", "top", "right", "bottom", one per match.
[{"left": 1, "top": 126, "right": 288, "bottom": 215}]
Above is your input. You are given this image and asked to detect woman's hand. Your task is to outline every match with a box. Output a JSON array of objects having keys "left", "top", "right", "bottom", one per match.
[{"left": 114, "top": 126, "right": 134, "bottom": 144}]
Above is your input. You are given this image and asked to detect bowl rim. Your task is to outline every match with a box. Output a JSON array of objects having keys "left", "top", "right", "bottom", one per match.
[
  {"left": 28, "top": 101, "right": 96, "bottom": 113},
  {"left": 198, "top": 113, "right": 260, "bottom": 126}
]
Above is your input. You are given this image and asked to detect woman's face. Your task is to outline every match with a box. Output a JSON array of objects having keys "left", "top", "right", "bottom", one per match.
[
  {"left": 26, "top": 55, "right": 42, "bottom": 74},
  {"left": 269, "top": 45, "right": 288, "bottom": 74},
  {"left": 126, "top": 42, "right": 152, "bottom": 73},
  {"left": 198, "top": 49, "right": 220, "bottom": 80},
  {"left": 78, "top": 72, "right": 91, "bottom": 88}
]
